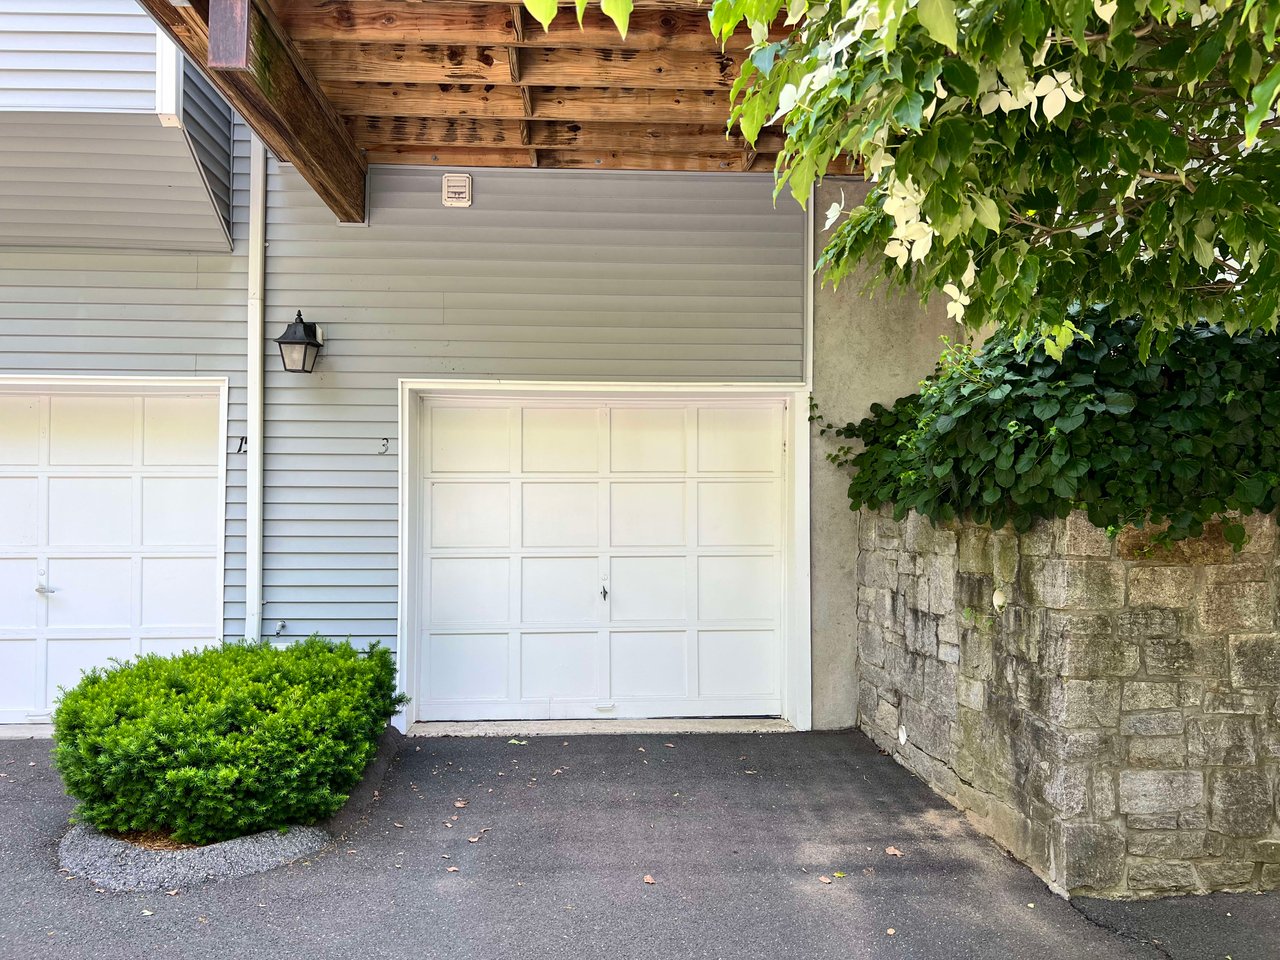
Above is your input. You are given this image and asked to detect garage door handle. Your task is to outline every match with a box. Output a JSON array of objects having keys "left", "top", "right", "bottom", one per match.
[
  {"left": 601, "top": 586, "right": 608, "bottom": 601},
  {"left": 34, "top": 585, "right": 55, "bottom": 595}
]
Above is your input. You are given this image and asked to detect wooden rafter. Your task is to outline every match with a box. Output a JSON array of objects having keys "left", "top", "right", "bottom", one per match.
[{"left": 138, "top": 0, "right": 367, "bottom": 221}]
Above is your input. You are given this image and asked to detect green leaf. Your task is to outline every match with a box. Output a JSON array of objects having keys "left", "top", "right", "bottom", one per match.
[
  {"left": 1245, "top": 60, "right": 1280, "bottom": 145},
  {"left": 523, "top": 0, "right": 559, "bottom": 31},
  {"left": 917, "top": 0, "right": 959, "bottom": 51},
  {"left": 599, "top": 0, "right": 634, "bottom": 37}
]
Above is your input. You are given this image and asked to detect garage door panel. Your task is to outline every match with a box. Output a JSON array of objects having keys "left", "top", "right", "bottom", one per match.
[
  {"left": 47, "top": 638, "right": 133, "bottom": 702},
  {"left": 610, "top": 482, "right": 685, "bottom": 547},
  {"left": 430, "top": 407, "right": 509, "bottom": 473},
  {"left": 610, "top": 631, "right": 686, "bottom": 699},
  {"left": 429, "top": 558, "right": 509, "bottom": 624},
  {"left": 521, "top": 632, "right": 596, "bottom": 700},
  {"left": 49, "top": 396, "right": 134, "bottom": 466},
  {"left": 609, "top": 407, "right": 685, "bottom": 473},
  {"left": 0, "top": 397, "right": 40, "bottom": 465},
  {"left": 522, "top": 557, "right": 597, "bottom": 623},
  {"left": 522, "top": 408, "right": 598, "bottom": 473},
  {"left": 426, "top": 633, "right": 509, "bottom": 701},
  {"left": 140, "top": 637, "right": 219, "bottom": 658},
  {"left": 143, "top": 396, "right": 219, "bottom": 466},
  {"left": 46, "top": 558, "right": 132, "bottom": 628},
  {"left": 697, "top": 407, "right": 781, "bottom": 473},
  {"left": 610, "top": 556, "right": 686, "bottom": 621},
  {"left": 142, "top": 477, "right": 219, "bottom": 546},
  {"left": 48, "top": 477, "right": 133, "bottom": 546},
  {"left": 698, "top": 481, "right": 780, "bottom": 547},
  {"left": 522, "top": 483, "right": 598, "bottom": 547},
  {"left": 0, "top": 478, "right": 38, "bottom": 546},
  {"left": 430, "top": 407, "right": 510, "bottom": 473},
  {"left": 430, "top": 482, "right": 510, "bottom": 548},
  {"left": 698, "top": 556, "right": 778, "bottom": 621},
  {"left": 141, "top": 557, "right": 218, "bottom": 627},
  {"left": 0, "top": 560, "right": 39, "bottom": 629},
  {"left": 699, "top": 630, "right": 778, "bottom": 697},
  {"left": 0, "top": 640, "right": 38, "bottom": 713}
]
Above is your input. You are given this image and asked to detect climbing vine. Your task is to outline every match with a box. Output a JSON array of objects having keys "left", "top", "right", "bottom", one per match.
[{"left": 816, "top": 315, "right": 1280, "bottom": 545}]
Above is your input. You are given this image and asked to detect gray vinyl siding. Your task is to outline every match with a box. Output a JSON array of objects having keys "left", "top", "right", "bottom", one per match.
[
  {"left": 261, "top": 162, "right": 806, "bottom": 648},
  {"left": 0, "top": 0, "right": 157, "bottom": 112},
  {"left": 0, "top": 111, "right": 232, "bottom": 252},
  {"left": 182, "top": 59, "right": 234, "bottom": 232},
  {"left": 0, "top": 123, "right": 250, "bottom": 640}
]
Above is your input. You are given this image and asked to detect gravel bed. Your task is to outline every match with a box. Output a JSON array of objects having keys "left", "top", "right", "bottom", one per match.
[{"left": 58, "top": 822, "right": 330, "bottom": 891}]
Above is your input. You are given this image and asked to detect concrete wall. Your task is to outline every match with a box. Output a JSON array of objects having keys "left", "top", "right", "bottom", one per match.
[
  {"left": 856, "top": 507, "right": 1280, "bottom": 898},
  {"left": 809, "top": 179, "right": 953, "bottom": 729}
]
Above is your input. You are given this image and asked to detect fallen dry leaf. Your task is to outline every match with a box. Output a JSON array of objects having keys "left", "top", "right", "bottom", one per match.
[
  {"left": 441, "top": 854, "right": 451, "bottom": 860},
  {"left": 393, "top": 823, "right": 404, "bottom": 829},
  {"left": 887, "top": 929, "right": 896, "bottom": 936},
  {"left": 643, "top": 875, "right": 656, "bottom": 885},
  {"left": 454, "top": 800, "right": 468, "bottom": 808},
  {"left": 664, "top": 743, "right": 675, "bottom": 748},
  {"left": 446, "top": 866, "right": 459, "bottom": 873},
  {"left": 637, "top": 747, "right": 646, "bottom": 753},
  {"left": 165, "top": 889, "right": 179, "bottom": 897},
  {"left": 885, "top": 846, "right": 905, "bottom": 858},
  {"left": 818, "top": 876, "right": 832, "bottom": 884},
  {"left": 141, "top": 909, "right": 154, "bottom": 916}
]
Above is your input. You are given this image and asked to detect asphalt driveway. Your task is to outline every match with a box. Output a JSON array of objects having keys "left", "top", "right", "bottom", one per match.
[{"left": 0, "top": 731, "right": 1272, "bottom": 960}]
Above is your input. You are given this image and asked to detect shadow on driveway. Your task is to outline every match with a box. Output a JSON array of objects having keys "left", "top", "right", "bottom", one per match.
[{"left": 0, "top": 730, "right": 1249, "bottom": 960}]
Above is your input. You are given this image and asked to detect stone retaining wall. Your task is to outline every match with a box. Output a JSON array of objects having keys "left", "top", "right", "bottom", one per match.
[{"left": 855, "top": 508, "right": 1280, "bottom": 898}]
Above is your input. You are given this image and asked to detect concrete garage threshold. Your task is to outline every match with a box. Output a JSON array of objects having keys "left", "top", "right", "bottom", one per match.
[{"left": 408, "top": 718, "right": 799, "bottom": 737}]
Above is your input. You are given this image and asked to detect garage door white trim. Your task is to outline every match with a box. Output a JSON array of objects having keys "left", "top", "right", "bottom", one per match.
[
  {"left": 0, "top": 375, "right": 228, "bottom": 723},
  {"left": 397, "top": 381, "right": 811, "bottom": 731}
]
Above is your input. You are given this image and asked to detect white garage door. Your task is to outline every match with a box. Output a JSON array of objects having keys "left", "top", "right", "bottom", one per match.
[
  {"left": 417, "top": 397, "right": 789, "bottom": 721},
  {"left": 0, "top": 389, "right": 223, "bottom": 722}
]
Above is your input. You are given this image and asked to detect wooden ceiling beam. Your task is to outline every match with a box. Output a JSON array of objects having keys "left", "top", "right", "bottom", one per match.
[
  {"left": 345, "top": 116, "right": 784, "bottom": 153},
  {"left": 298, "top": 42, "right": 742, "bottom": 89},
  {"left": 322, "top": 82, "right": 734, "bottom": 123},
  {"left": 137, "top": 0, "right": 367, "bottom": 221},
  {"left": 364, "top": 144, "right": 768, "bottom": 171},
  {"left": 278, "top": 1, "right": 776, "bottom": 51}
]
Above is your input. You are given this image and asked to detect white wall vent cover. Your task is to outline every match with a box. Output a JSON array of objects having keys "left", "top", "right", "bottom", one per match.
[{"left": 442, "top": 173, "right": 472, "bottom": 208}]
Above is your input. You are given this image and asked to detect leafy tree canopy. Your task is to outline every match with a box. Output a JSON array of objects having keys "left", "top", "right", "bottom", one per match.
[{"left": 524, "top": 0, "right": 1280, "bottom": 357}]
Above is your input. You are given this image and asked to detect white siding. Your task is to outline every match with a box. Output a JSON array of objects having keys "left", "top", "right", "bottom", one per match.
[
  {"left": 0, "top": 112, "right": 232, "bottom": 252},
  {"left": 0, "top": 125, "right": 251, "bottom": 640},
  {"left": 182, "top": 59, "right": 234, "bottom": 231},
  {"left": 261, "top": 163, "right": 806, "bottom": 648},
  {"left": 0, "top": 0, "right": 157, "bottom": 112}
]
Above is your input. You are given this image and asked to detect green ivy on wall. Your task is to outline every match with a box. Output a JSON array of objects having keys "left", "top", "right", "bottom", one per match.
[{"left": 817, "top": 313, "right": 1280, "bottom": 546}]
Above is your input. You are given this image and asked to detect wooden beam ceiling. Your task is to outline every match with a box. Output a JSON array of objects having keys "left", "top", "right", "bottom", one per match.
[
  {"left": 138, "top": 0, "right": 855, "bottom": 216},
  {"left": 265, "top": 0, "right": 810, "bottom": 174}
]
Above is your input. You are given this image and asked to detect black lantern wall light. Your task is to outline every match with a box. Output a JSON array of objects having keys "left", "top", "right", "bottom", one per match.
[{"left": 275, "top": 311, "right": 324, "bottom": 373}]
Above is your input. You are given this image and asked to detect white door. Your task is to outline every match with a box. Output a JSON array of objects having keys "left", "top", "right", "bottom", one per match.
[
  {"left": 0, "top": 390, "right": 222, "bottom": 722},
  {"left": 417, "top": 396, "right": 788, "bottom": 721}
]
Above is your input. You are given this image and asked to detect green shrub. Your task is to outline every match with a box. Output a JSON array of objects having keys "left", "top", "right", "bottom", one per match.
[
  {"left": 820, "top": 312, "right": 1280, "bottom": 546},
  {"left": 53, "top": 637, "right": 407, "bottom": 845}
]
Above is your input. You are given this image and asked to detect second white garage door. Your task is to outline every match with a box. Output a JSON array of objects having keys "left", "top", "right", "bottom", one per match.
[
  {"left": 417, "top": 397, "right": 789, "bottom": 721},
  {"left": 0, "top": 387, "right": 223, "bottom": 723}
]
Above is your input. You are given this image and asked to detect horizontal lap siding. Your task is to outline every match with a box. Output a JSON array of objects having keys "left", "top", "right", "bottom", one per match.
[
  {"left": 0, "top": 0, "right": 156, "bottom": 112},
  {"left": 182, "top": 59, "right": 234, "bottom": 231},
  {"left": 0, "top": 112, "right": 233, "bottom": 251},
  {"left": 0, "top": 124, "right": 250, "bottom": 640},
  {"left": 262, "top": 164, "right": 806, "bottom": 649}
]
